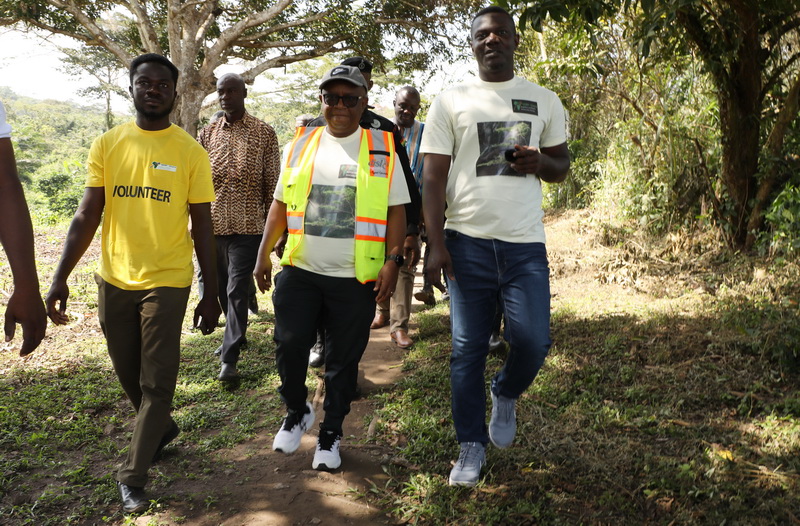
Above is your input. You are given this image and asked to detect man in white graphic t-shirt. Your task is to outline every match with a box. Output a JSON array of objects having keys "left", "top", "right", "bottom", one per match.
[{"left": 420, "top": 5, "right": 570, "bottom": 487}]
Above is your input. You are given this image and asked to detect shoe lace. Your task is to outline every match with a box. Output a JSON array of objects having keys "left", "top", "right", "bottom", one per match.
[
  {"left": 318, "top": 430, "right": 341, "bottom": 451},
  {"left": 496, "top": 396, "right": 515, "bottom": 422},
  {"left": 457, "top": 442, "right": 483, "bottom": 467},
  {"left": 281, "top": 409, "right": 308, "bottom": 431}
]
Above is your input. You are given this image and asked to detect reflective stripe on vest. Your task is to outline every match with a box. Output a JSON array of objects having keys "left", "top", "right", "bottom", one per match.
[
  {"left": 280, "top": 127, "right": 395, "bottom": 283},
  {"left": 281, "top": 127, "right": 325, "bottom": 267},
  {"left": 355, "top": 216, "right": 387, "bottom": 242}
]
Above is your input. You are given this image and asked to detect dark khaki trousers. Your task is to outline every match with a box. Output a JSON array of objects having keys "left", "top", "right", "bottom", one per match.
[
  {"left": 96, "top": 276, "right": 189, "bottom": 488},
  {"left": 376, "top": 265, "right": 415, "bottom": 332}
]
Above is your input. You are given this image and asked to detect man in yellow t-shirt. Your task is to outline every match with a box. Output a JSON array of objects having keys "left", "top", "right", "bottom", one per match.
[{"left": 45, "top": 54, "right": 221, "bottom": 515}]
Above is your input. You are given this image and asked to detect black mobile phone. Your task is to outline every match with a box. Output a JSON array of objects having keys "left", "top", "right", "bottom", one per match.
[{"left": 504, "top": 148, "right": 516, "bottom": 162}]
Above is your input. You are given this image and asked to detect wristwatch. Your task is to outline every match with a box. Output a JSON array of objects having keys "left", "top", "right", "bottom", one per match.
[{"left": 385, "top": 254, "right": 404, "bottom": 267}]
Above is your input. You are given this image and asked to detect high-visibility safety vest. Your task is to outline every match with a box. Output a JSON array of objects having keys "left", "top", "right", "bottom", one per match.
[{"left": 281, "top": 126, "right": 397, "bottom": 283}]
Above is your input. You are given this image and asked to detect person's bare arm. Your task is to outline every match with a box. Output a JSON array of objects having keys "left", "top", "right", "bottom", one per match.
[
  {"left": 253, "top": 199, "right": 288, "bottom": 293},
  {"left": 0, "top": 137, "right": 46, "bottom": 355},
  {"left": 45, "top": 187, "right": 105, "bottom": 327},
  {"left": 189, "top": 202, "right": 221, "bottom": 335},
  {"left": 374, "top": 204, "right": 406, "bottom": 303},
  {"left": 506, "top": 142, "right": 570, "bottom": 183},
  {"left": 421, "top": 153, "right": 453, "bottom": 289}
]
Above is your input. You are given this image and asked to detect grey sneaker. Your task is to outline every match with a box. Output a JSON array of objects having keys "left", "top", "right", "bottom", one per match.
[
  {"left": 272, "top": 402, "right": 315, "bottom": 454},
  {"left": 448, "top": 442, "right": 485, "bottom": 486},
  {"left": 488, "top": 391, "right": 516, "bottom": 448}
]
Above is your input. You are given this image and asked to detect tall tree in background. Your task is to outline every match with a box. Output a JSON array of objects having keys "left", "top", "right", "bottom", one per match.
[
  {"left": 507, "top": 0, "right": 800, "bottom": 250},
  {"left": 1, "top": 0, "right": 480, "bottom": 136},
  {"left": 59, "top": 45, "right": 128, "bottom": 131}
]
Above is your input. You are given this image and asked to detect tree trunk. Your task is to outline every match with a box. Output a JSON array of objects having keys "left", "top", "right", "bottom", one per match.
[
  {"left": 743, "top": 70, "right": 800, "bottom": 249},
  {"left": 709, "top": 8, "right": 762, "bottom": 250},
  {"left": 717, "top": 90, "right": 760, "bottom": 249},
  {"left": 173, "top": 68, "right": 215, "bottom": 136}
]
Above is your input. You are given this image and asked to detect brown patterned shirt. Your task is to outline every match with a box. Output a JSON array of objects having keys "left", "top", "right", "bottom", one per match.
[{"left": 198, "top": 112, "right": 280, "bottom": 235}]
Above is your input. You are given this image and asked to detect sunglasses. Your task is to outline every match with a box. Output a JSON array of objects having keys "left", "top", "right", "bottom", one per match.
[{"left": 321, "top": 93, "right": 364, "bottom": 108}]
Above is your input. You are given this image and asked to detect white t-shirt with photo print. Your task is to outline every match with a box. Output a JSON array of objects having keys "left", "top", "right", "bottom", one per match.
[
  {"left": 420, "top": 75, "right": 567, "bottom": 244},
  {"left": 274, "top": 127, "right": 410, "bottom": 278}
]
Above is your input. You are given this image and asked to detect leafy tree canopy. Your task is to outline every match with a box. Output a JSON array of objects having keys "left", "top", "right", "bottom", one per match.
[
  {"left": 504, "top": 0, "right": 800, "bottom": 250},
  {"left": 1, "top": 0, "right": 482, "bottom": 134}
]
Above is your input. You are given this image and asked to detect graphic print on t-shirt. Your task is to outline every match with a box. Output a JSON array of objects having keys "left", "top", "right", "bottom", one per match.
[
  {"left": 305, "top": 184, "right": 356, "bottom": 238},
  {"left": 476, "top": 121, "right": 532, "bottom": 177}
]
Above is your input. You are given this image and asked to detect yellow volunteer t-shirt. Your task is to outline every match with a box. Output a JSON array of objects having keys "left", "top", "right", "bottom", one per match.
[{"left": 87, "top": 121, "right": 215, "bottom": 290}]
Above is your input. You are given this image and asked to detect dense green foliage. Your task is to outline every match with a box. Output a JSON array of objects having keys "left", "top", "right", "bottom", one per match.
[
  {"left": 523, "top": 14, "right": 721, "bottom": 233},
  {"left": 508, "top": 0, "right": 800, "bottom": 252},
  {"left": 0, "top": 87, "right": 130, "bottom": 222}
]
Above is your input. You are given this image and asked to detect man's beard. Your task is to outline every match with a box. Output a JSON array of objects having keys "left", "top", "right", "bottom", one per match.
[{"left": 134, "top": 98, "right": 175, "bottom": 121}]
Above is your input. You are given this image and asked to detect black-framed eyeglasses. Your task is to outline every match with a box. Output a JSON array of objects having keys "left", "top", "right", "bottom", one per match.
[{"left": 321, "top": 93, "right": 364, "bottom": 108}]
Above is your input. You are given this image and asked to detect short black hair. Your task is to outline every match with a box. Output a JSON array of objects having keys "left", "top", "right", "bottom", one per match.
[
  {"left": 471, "top": 6, "right": 516, "bottom": 31},
  {"left": 129, "top": 53, "right": 179, "bottom": 84}
]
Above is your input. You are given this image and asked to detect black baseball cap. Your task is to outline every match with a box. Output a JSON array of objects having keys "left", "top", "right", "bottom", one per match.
[
  {"left": 319, "top": 65, "right": 369, "bottom": 91},
  {"left": 341, "top": 56, "right": 373, "bottom": 73}
]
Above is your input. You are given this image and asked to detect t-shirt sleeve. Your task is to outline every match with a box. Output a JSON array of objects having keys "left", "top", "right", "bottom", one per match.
[
  {"left": 0, "top": 101, "right": 11, "bottom": 139},
  {"left": 419, "top": 94, "right": 454, "bottom": 156},
  {"left": 188, "top": 147, "right": 216, "bottom": 204},
  {"left": 86, "top": 135, "right": 105, "bottom": 187},
  {"left": 539, "top": 91, "right": 568, "bottom": 149}
]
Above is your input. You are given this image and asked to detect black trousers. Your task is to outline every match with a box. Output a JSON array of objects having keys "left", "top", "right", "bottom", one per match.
[{"left": 272, "top": 265, "right": 376, "bottom": 434}]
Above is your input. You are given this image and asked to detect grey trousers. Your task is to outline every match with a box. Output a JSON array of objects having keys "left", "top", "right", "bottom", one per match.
[{"left": 216, "top": 234, "right": 261, "bottom": 364}]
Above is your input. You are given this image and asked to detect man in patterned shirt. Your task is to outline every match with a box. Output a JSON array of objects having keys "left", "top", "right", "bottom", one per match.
[{"left": 198, "top": 73, "right": 281, "bottom": 381}]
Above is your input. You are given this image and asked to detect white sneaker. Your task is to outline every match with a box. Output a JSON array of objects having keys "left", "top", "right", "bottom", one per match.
[
  {"left": 272, "top": 402, "right": 315, "bottom": 454},
  {"left": 312, "top": 430, "right": 342, "bottom": 471},
  {"left": 448, "top": 442, "right": 485, "bottom": 486}
]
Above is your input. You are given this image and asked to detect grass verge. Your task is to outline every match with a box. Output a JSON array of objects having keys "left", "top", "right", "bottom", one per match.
[{"left": 368, "top": 215, "right": 800, "bottom": 525}]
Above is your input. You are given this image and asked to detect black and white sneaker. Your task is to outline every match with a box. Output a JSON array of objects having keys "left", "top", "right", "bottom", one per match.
[
  {"left": 312, "top": 429, "right": 342, "bottom": 471},
  {"left": 272, "top": 402, "right": 315, "bottom": 454},
  {"left": 308, "top": 342, "right": 325, "bottom": 368}
]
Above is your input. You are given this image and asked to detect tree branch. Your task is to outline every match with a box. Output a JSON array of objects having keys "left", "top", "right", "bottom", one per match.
[
  {"left": 47, "top": 0, "right": 133, "bottom": 65},
  {"left": 124, "top": 0, "right": 162, "bottom": 53}
]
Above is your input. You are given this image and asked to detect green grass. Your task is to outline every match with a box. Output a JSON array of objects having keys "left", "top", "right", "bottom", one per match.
[
  {"left": 367, "top": 251, "right": 800, "bottom": 524},
  {"left": 2, "top": 216, "right": 798, "bottom": 524},
  {"left": 0, "top": 239, "right": 304, "bottom": 524}
]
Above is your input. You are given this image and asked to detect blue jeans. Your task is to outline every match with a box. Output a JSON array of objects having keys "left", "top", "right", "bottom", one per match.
[{"left": 445, "top": 229, "right": 551, "bottom": 444}]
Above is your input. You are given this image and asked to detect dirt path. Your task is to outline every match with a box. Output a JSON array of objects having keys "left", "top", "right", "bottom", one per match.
[{"left": 136, "top": 300, "right": 416, "bottom": 526}]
